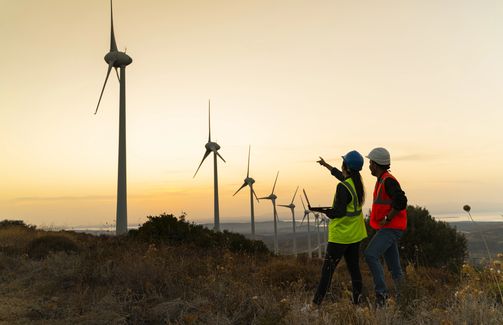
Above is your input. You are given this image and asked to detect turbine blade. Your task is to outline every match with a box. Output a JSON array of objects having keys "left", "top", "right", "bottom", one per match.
[
  {"left": 301, "top": 212, "right": 308, "bottom": 225},
  {"left": 247, "top": 145, "right": 251, "bottom": 178},
  {"left": 291, "top": 186, "right": 299, "bottom": 204},
  {"left": 251, "top": 187, "right": 260, "bottom": 203},
  {"left": 278, "top": 204, "right": 289, "bottom": 208},
  {"left": 271, "top": 171, "right": 279, "bottom": 195},
  {"left": 258, "top": 196, "right": 270, "bottom": 200},
  {"left": 94, "top": 61, "right": 115, "bottom": 114},
  {"left": 193, "top": 149, "right": 211, "bottom": 178},
  {"left": 300, "top": 196, "right": 306, "bottom": 210},
  {"left": 208, "top": 99, "right": 211, "bottom": 142},
  {"left": 114, "top": 67, "right": 120, "bottom": 81},
  {"left": 216, "top": 151, "right": 226, "bottom": 163},
  {"left": 233, "top": 182, "right": 247, "bottom": 196},
  {"left": 303, "top": 188, "right": 312, "bottom": 207},
  {"left": 110, "top": 0, "right": 118, "bottom": 52}
]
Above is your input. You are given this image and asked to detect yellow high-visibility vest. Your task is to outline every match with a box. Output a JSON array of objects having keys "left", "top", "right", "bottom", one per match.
[{"left": 328, "top": 178, "right": 367, "bottom": 244}]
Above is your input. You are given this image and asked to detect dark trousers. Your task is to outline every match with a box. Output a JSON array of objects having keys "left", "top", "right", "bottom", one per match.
[{"left": 313, "top": 241, "right": 363, "bottom": 305}]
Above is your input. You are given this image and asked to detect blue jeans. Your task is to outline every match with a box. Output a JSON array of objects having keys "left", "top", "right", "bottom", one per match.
[{"left": 364, "top": 228, "right": 404, "bottom": 296}]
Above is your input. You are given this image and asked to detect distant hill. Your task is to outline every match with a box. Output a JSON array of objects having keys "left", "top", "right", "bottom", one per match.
[{"left": 448, "top": 221, "right": 503, "bottom": 261}]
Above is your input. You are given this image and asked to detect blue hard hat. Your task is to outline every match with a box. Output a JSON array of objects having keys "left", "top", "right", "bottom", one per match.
[{"left": 342, "top": 150, "right": 364, "bottom": 171}]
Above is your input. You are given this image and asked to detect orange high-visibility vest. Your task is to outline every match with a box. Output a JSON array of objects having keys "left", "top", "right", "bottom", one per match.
[{"left": 369, "top": 171, "right": 407, "bottom": 230}]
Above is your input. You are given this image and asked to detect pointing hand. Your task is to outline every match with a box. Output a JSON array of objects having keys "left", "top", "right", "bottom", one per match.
[{"left": 317, "top": 156, "right": 326, "bottom": 166}]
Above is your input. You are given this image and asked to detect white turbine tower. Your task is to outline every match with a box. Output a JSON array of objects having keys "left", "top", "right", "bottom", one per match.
[
  {"left": 300, "top": 196, "right": 312, "bottom": 258},
  {"left": 233, "top": 145, "right": 260, "bottom": 239},
  {"left": 278, "top": 186, "right": 299, "bottom": 257},
  {"left": 322, "top": 215, "right": 329, "bottom": 253},
  {"left": 193, "top": 100, "right": 226, "bottom": 231},
  {"left": 94, "top": 0, "right": 132, "bottom": 235},
  {"left": 314, "top": 212, "right": 322, "bottom": 259},
  {"left": 258, "top": 171, "right": 280, "bottom": 255}
]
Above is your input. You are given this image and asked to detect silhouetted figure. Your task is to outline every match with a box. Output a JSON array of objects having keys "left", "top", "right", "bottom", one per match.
[
  {"left": 311, "top": 151, "right": 367, "bottom": 305},
  {"left": 364, "top": 147, "right": 408, "bottom": 307}
]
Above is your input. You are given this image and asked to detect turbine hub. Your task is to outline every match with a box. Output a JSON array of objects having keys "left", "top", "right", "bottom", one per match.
[
  {"left": 245, "top": 177, "right": 255, "bottom": 185},
  {"left": 105, "top": 51, "right": 133, "bottom": 67},
  {"left": 206, "top": 142, "right": 220, "bottom": 151}
]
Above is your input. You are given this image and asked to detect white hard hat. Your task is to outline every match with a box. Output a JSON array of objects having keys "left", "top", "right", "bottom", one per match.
[{"left": 366, "top": 147, "right": 390, "bottom": 165}]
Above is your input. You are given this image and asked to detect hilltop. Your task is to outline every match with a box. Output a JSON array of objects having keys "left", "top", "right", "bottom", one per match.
[{"left": 0, "top": 217, "right": 501, "bottom": 324}]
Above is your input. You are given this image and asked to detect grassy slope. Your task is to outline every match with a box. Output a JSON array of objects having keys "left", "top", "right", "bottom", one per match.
[{"left": 0, "top": 225, "right": 502, "bottom": 324}]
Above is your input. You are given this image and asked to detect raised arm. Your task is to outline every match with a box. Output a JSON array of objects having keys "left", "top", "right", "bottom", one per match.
[{"left": 317, "top": 156, "right": 344, "bottom": 181}]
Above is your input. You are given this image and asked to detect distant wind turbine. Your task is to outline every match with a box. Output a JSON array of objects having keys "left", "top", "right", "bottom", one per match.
[
  {"left": 314, "top": 212, "right": 322, "bottom": 259},
  {"left": 278, "top": 186, "right": 299, "bottom": 257},
  {"left": 193, "top": 100, "right": 226, "bottom": 231},
  {"left": 94, "top": 0, "right": 132, "bottom": 235},
  {"left": 322, "top": 215, "right": 329, "bottom": 252},
  {"left": 300, "top": 196, "right": 312, "bottom": 258},
  {"left": 259, "top": 171, "right": 280, "bottom": 254},
  {"left": 233, "top": 145, "right": 260, "bottom": 239}
]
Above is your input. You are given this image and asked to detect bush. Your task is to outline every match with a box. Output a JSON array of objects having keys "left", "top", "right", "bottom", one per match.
[
  {"left": 0, "top": 219, "right": 36, "bottom": 230},
  {"left": 401, "top": 205, "right": 467, "bottom": 272},
  {"left": 27, "top": 235, "right": 80, "bottom": 259},
  {"left": 129, "top": 213, "right": 270, "bottom": 255}
]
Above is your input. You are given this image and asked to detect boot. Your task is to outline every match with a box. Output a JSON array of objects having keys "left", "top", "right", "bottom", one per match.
[{"left": 375, "top": 292, "right": 388, "bottom": 308}]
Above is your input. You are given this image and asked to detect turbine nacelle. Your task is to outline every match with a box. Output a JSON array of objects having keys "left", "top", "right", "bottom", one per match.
[
  {"left": 205, "top": 141, "right": 221, "bottom": 152},
  {"left": 244, "top": 177, "right": 255, "bottom": 186},
  {"left": 104, "top": 51, "right": 132, "bottom": 67},
  {"left": 259, "top": 193, "right": 277, "bottom": 202},
  {"left": 279, "top": 203, "right": 295, "bottom": 210}
]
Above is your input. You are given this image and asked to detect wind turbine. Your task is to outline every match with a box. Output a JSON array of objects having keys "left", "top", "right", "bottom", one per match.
[
  {"left": 94, "top": 0, "right": 133, "bottom": 235},
  {"left": 322, "top": 215, "right": 329, "bottom": 253},
  {"left": 278, "top": 186, "right": 299, "bottom": 257},
  {"left": 233, "top": 145, "right": 259, "bottom": 239},
  {"left": 314, "top": 212, "right": 322, "bottom": 259},
  {"left": 300, "top": 196, "right": 312, "bottom": 258},
  {"left": 259, "top": 171, "right": 280, "bottom": 254},
  {"left": 193, "top": 100, "right": 226, "bottom": 231}
]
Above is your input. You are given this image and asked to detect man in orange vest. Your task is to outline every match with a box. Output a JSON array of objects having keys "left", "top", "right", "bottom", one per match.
[{"left": 364, "top": 147, "right": 407, "bottom": 307}]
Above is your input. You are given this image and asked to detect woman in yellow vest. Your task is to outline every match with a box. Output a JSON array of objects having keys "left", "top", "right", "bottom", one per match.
[{"left": 310, "top": 150, "right": 367, "bottom": 305}]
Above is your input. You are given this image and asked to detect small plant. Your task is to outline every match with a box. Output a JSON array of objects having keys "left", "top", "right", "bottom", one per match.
[{"left": 26, "top": 234, "right": 80, "bottom": 259}]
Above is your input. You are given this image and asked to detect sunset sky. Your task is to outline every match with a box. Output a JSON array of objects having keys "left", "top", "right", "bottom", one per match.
[{"left": 1, "top": 0, "right": 502, "bottom": 227}]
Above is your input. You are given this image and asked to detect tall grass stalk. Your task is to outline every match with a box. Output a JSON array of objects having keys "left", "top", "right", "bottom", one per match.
[{"left": 463, "top": 205, "right": 503, "bottom": 303}]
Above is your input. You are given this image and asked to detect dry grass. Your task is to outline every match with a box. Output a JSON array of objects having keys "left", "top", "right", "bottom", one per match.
[{"left": 0, "top": 226, "right": 501, "bottom": 324}]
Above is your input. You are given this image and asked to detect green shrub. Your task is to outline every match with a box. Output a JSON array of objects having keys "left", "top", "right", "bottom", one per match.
[
  {"left": 0, "top": 219, "right": 36, "bottom": 230},
  {"left": 129, "top": 213, "right": 270, "bottom": 255},
  {"left": 27, "top": 235, "right": 80, "bottom": 259},
  {"left": 401, "top": 205, "right": 467, "bottom": 272}
]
